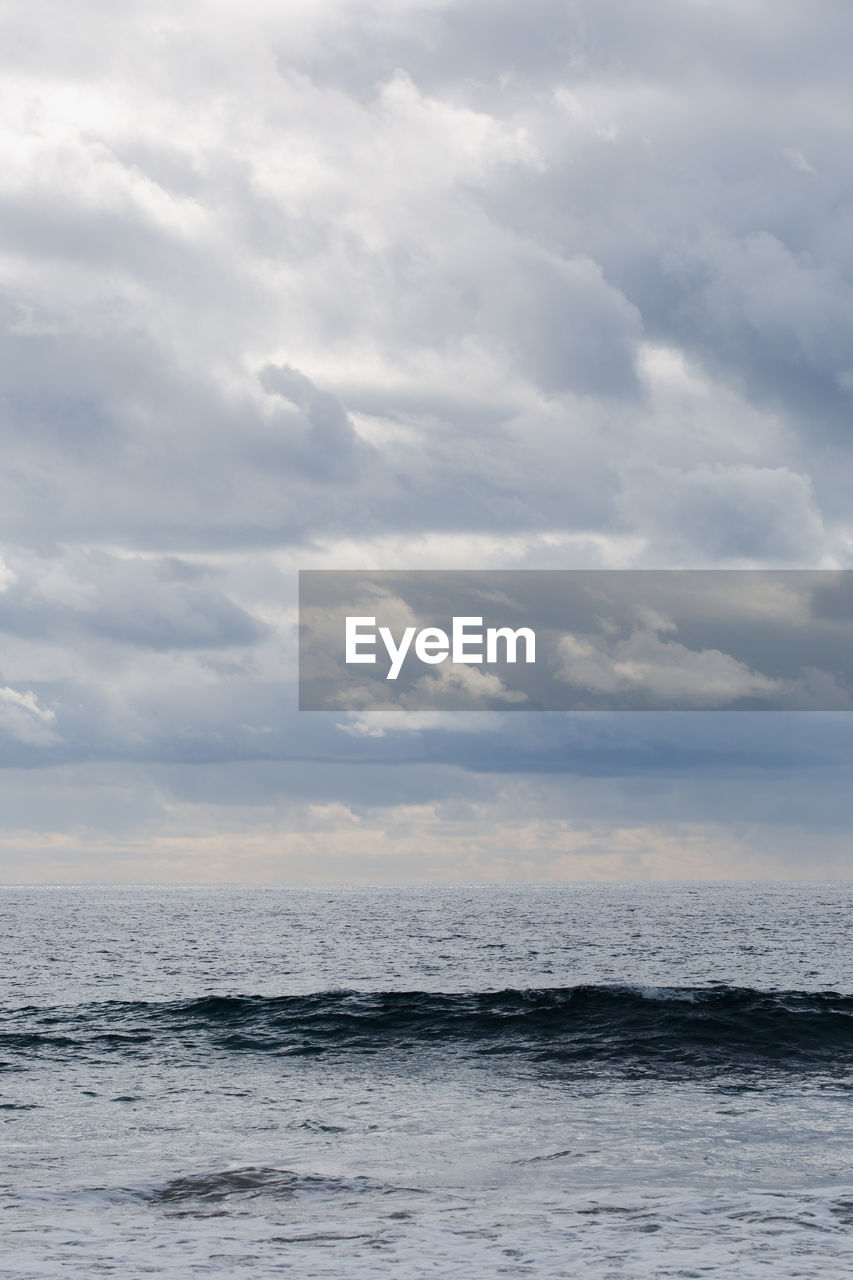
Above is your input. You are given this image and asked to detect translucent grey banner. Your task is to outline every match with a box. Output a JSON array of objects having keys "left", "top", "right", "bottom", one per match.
[{"left": 298, "top": 570, "right": 853, "bottom": 711}]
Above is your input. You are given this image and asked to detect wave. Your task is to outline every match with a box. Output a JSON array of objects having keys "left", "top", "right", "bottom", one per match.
[
  {"left": 2, "top": 986, "right": 852, "bottom": 1076},
  {"left": 138, "top": 1166, "right": 381, "bottom": 1205},
  {"left": 16, "top": 1166, "right": 402, "bottom": 1215}
]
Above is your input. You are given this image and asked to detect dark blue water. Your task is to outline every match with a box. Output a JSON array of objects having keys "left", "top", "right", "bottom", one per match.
[
  {"left": 6, "top": 986, "right": 853, "bottom": 1074},
  {"left": 1, "top": 883, "right": 852, "bottom": 1278}
]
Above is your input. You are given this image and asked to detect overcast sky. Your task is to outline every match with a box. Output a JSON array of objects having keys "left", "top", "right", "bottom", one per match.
[{"left": 2, "top": 0, "right": 853, "bottom": 882}]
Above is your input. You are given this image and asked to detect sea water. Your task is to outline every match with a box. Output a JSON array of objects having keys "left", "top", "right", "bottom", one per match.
[{"left": 1, "top": 882, "right": 851, "bottom": 1278}]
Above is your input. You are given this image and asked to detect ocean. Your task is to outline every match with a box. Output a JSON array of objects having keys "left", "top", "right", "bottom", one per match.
[{"left": 1, "top": 882, "right": 851, "bottom": 1278}]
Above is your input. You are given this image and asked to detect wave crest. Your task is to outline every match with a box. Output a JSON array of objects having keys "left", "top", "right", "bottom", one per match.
[{"left": 3, "top": 985, "right": 852, "bottom": 1076}]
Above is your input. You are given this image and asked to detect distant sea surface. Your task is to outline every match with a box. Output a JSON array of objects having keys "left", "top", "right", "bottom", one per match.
[{"left": 2, "top": 882, "right": 852, "bottom": 1278}]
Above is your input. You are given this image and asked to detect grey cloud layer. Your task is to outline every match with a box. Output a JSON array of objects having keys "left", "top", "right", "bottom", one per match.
[
  {"left": 3, "top": 0, "right": 849, "bottom": 556},
  {"left": 1, "top": 0, "right": 852, "bottom": 876}
]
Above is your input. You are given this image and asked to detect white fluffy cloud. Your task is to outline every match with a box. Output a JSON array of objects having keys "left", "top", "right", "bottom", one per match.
[
  {"left": 557, "top": 628, "right": 782, "bottom": 707},
  {"left": 0, "top": 687, "right": 60, "bottom": 747}
]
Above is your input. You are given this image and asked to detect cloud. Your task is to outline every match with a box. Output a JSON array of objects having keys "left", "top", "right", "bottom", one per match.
[
  {"left": 0, "top": 548, "right": 269, "bottom": 650},
  {"left": 618, "top": 464, "right": 826, "bottom": 564},
  {"left": 557, "top": 627, "right": 783, "bottom": 707},
  {"left": 1, "top": 0, "right": 853, "bottom": 876},
  {"left": 337, "top": 664, "right": 530, "bottom": 715},
  {"left": 0, "top": 687, "right": 61, "bottom": 746}
]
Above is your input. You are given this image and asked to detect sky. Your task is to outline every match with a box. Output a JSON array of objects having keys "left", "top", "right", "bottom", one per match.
[{"left": 1, "top": 0, "right": 853, "bottom": 882}]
